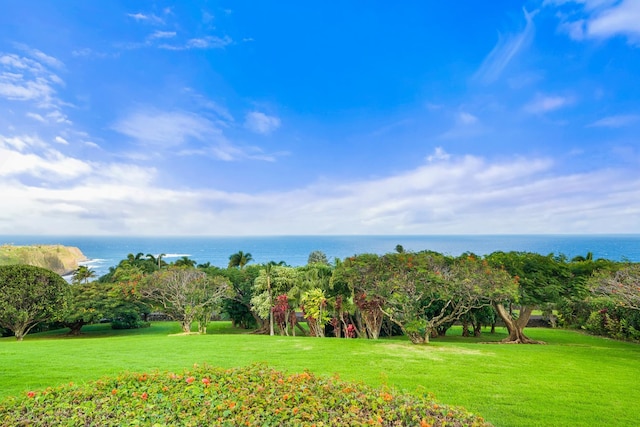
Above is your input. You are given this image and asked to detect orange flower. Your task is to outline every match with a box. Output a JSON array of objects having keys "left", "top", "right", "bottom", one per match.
[
  {"left": 420, "top": 420, "right": 431, "bottom": 427},
  {"left": 141, "top": 392, "right": 148, "bottom": 400},
  {"left": 202, "top": 378, "right": 211, "bottom": 385},
  {"left": 186, "top": 376, "right": 195, "bottom": 384},
  {"left": 27, "top": 391, "right": 36, "bottom": 398},
  {"left": 111, "top": 389, "right": 117, "bottom": 395}
]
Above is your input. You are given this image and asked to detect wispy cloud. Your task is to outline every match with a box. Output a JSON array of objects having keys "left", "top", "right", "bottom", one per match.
[
  {"left": 112, "top": 108, "right": 282, "bottom": 161},
  {"left": 159, "top": 35, "right": 232, "bottom": 50},
  {"left": 588, "top": 114, "right": 640, "bottom": 127},
  {"left": 112, "top": 109, "right": 221, "bottom": 148},
  {"left": 473, "top": 8, "right": 537, "bottom": 85},
  {"left": 0, "top": 134, "right": 91, "bottom": 180},
  {"left": 127, "top": 12, "right": 164, "bottom": 25},
  {"left": 549, "top": 0, "right": 640, "bottom": 44},
  {"left": 1, "top": 148, "right": 637, "bottom": 235},
  {"left": 524, "top": 94, "right": 572, "bottom": 114},
  {"left": 149, "top": 31, "right": 177, "bottom": 40},
  {"left": 244, "top": 111, "right": 281, "bottom": 134}
]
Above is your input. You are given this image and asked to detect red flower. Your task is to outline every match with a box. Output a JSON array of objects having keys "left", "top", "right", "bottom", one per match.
[
  {"left": 27, "top": 391, "right": 36, "bottom": 398},
  {"left": 186, "top": 376, "right": 195, "bottom": 384},
  {"left": 202, "top": 378, "right": 211, "bottom": 385},
  {"left": 141, "top": 392, "right": 148, "bottom": 400}
]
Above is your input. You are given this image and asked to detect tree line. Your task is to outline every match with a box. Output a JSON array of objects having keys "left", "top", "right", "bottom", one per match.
[{"left": 1, "top": 248, "right": 638, "bottom": 343}]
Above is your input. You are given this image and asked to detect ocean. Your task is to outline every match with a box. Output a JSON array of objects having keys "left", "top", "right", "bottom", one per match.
[{"left": 1, "top": 235, "right": 639, "bottom": 278}]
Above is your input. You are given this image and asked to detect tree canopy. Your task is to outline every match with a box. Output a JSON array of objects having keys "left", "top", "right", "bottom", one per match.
[{"left": 0, "top": 265, "right": 69, "bottom": 340}]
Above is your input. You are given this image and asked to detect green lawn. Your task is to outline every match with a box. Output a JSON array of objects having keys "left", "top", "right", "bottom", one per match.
[{"left": 1, "top": 323, "right": 639, "bottom": 427}]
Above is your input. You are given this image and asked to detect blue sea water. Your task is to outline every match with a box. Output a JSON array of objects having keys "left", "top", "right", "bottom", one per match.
[{"left": 1, "top": 235, "right": 639, "bottom": 278}]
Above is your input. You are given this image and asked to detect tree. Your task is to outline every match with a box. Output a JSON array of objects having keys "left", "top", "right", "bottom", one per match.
[
  {"left": 251, "top": 265, "right": 298, "bottom": 335},
  {"left": 147, "top": 253, "right": 167, "bottom": 270},
  {"left": 590, "top": 263, "right": 640, "bottom": 311},
  {"left": 72, "top": 265, "right": 96, "bottom": 285},
  {"left": 142, "top": 267, "right": 231, "bottom": 333},
  {"left": 228, "top": 251, "right": 254, "bottom": 269},
  {"left": 375, "top": 252, "right": 516, "bottom": 344},
  {"left": 218, "top": 265, "right": 263, "bottom": 330},
  {"left": 307, "top": 250, "right": 329, "bottom": 265},
  {"left": 0, "top": 265, "right": 69, "bottom": 340},
  {"left": 62, "top": 282, "right": 109, "bottom": 335},
  {"left": 174, "top": 256, "right": 197, "bottom": 268},
  {"left": 486, "top": 252, "right": 572, "bottom": 344},
  {"left": 332, "top": 254, "right": 387, "bottom": 339}
]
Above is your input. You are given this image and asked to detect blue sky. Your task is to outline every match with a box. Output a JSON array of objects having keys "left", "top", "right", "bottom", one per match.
[{"left": 0, "top": 0, "right": 639, "bottom": 236}]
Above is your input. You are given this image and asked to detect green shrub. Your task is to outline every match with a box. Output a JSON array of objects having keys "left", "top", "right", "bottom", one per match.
[{"left": 0, "top": 364, "right": 491, "bottom": 426}]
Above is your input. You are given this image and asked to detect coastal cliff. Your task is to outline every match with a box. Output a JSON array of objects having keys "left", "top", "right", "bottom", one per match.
[{"left": 0, "top": 244, "right": 87, "bottom": 276}]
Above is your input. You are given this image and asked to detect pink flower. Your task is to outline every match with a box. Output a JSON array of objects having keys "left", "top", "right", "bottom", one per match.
[{"left": 202, "top": 378, "right": 211, "bottom": 386}]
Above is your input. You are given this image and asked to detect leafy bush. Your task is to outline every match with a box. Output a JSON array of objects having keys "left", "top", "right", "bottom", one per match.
[{"left": 0, "top": 364, "right": 491, "bottom": 426}]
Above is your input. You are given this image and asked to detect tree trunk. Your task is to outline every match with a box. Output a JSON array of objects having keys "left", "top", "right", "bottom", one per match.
[
  {"left": 405, "top": 330, "right": 426, "bottom": 344},
  {"left": 181, "top": 319, "right": 192, "bottom": 333},
  {"left": 65, "top": 320, "right": 85, "bottom": 336},
  {"left": 493, "top": 303, "right": 544, "bottom": 344},
  {"left": 462, "top": 319, "right": 470, "bottom": 337}
]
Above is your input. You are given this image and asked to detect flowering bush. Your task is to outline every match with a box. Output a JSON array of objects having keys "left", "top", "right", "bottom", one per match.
[{"left": 0, "top": 364, "right": 491, "bottom": 426}]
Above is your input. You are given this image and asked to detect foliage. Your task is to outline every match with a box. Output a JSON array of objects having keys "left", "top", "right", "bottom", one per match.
[
  {"left": 228, "top": 251, "right": 253, "bottom": 269},
  {"left": 61, "top": 282, "right": 109, "bottom": 335},
  {"left": 0, "top": 265, "right": 69, "bottom": 340},
  {"left": 142, "top": 267, "right": 231, "bottom": 333},
  {"left": 0, "top": 364, "right": 491, "bottom": 427},
  {"left": 251, "top": 265, "right": 298, "bottom": 335},
  {"left": 307, "top": 250, "right": 329, "bottom": 265},
  {"left": 589, "top": 263, "right": 640, "bottom": 311},
  {"left": 300, "top": 288, "right": 330, "bottom": 337},
  {"left": 485, "top": 251, "right": 572, "bottom": 343},
  {"left": 217, "top": 265, "right": 262, "bottom": 329},
  {"left": 71, "top": 265, "right": 96, "bottom": 285}
]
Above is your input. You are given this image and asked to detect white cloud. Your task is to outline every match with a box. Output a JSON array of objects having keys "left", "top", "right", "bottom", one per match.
[
  {"left": 588, "top": 114, "right": 640, "bottom": 127},
  {"left": 427, "top": 147, "right": 450, "bottom": 162},
  {"left": 149, "top": 31, "right": 177, "bottom": 40},
  {"left": 159, "top": 36, "right": 233, "bottom": 51},
  {"left": 550, "top": 0, "right": 640, "bottom": 44},
  {"left": 0, "top": 143, "right": 91, "bottom": 181},
  {"left": 112, "top": 109, "right": 221, "bottom": 148},
  {"left": 2, "top": 148, "right": 637, "bottom": 236},
  {"left": 26, "top": 112, "right": 46, "bottom": 122},
  {"left": 524, "top": 94, "right": 572, "bottom": 114},
  {"left": 457, "top": 111, "right": 479, "bottom": 125},
  {"left": 54, "top": 136, "right": 69, "bottom": 145},
  {"left": 244, "top": 111, "right": 281, "bottom": 134},
  {"left": 127, "top": 12, "right": 164, "bottom": 24},
  {"left": 473, "top": 8, "right": 537, "bottom": 85}
]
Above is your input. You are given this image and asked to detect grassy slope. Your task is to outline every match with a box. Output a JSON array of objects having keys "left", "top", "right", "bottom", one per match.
[
  {"left": 1, "top": 323, "right": 639, "bottom": 427},
  {"left": 0, "top": 244, "right": 86, "bottom": 275}
]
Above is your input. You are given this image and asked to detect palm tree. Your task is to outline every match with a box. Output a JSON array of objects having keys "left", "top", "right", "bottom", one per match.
[
  {"left": 228, "top": 251, "right": 253, "bottom": 269},
  {"left": 147, "top": 253, "right": 167, "bottom": 269},
  {"left": 73, "top": 265, "right": 96, "bottom": 284},
  {"left": 174, "top": 256, "right": 197, "bottom": 268}
]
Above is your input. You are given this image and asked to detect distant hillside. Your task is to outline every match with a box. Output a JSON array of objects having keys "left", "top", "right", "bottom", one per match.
[{"left": 0, "top": 244, "right": 87, "bottom": 276}]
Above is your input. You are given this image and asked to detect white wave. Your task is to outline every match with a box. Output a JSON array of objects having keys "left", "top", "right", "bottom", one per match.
[
  {"left": 162, "top": 253, "right": 192, "bottom": 258},
  {"left": 79, "top": 259, "right": 109, "bottom": 268}
]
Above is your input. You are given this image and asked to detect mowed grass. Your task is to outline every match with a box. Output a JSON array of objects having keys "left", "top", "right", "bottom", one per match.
[{"left": 1, "top": 323, "right": 639, "bottom": 427}]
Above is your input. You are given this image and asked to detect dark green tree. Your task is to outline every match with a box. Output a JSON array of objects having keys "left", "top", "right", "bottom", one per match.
[
  {"left": 486, "top": 251, "right": 572, "bottom": 344},
  {"left": 307, "top": 250, "right": 329, "bottom": 265},
  {"left": 228, "top": 251, "right": 254, "bottom": 269},
  {"left": 0, "top": 265, "right": 69, "bottom": 340}
]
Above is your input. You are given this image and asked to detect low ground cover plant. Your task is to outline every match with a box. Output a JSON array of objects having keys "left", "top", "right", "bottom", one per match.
[{"left": 0, "top": 364, "right": 490, "bottom": 426}]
